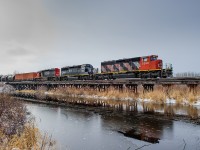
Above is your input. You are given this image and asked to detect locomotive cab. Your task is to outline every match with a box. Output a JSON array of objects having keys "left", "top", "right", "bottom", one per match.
[
  {"left": 150, "top": 55, "right": 163, "bottom": 70},
  {"left": 83, "top": 64, "right": 93, "bottom": 75},
  {"left": 140, "top": 55, "right": 162, "bottom": 71}
]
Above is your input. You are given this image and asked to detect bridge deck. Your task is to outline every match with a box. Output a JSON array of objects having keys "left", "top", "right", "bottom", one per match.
[{"left": 6, "top": 77, "right": 200, "bottom": 85}]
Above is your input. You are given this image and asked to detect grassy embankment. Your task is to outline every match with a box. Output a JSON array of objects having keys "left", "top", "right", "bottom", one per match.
[
  {"left": 0, "top": 94, "right": 55, "bottom": 150},
  {"left": 17, "top": 85, "right": 200, "bottom": 105}
]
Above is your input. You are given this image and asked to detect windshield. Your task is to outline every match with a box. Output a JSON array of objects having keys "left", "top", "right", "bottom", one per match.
[{"left": 150, "top": 56, "right": 157, "bottom": 61}]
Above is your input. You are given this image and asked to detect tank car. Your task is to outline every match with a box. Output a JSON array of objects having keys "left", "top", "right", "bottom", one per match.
[
  {"left": 7, "top": 75, "right": 15, "bottom": 82},
  {"left": 1, "top": 75, "right": 8, "bottom": 82},
  {"left": 0, "top": 75, "right": 3, "bottom": 82}
]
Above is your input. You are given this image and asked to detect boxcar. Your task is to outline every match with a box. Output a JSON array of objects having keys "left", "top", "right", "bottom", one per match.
[{"left": 15, "top": 72, "right": 39, "bottom": 81}]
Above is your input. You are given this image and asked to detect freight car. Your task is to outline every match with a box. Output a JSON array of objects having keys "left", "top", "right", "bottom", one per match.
[
  {"left": 15, "top": 72, "right": 40, "bottom": 81},
  {"left": 1, "top": 75, "right": 8, "bottom": 82},
  {"left": 7, "top": 75, "right": 15, "bottom": 82},
  {"left": 0, "top": 75, "right": 2, "bottom": 82},
  {"left": 0, "top": 75, "right": 14, "bottom": 82}
]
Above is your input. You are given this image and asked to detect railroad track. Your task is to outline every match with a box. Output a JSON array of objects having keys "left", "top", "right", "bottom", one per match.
[{"left": 5, "top": 77, "right": 200, "bottom": 85}]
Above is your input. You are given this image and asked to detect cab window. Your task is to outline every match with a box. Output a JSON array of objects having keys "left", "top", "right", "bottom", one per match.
[
  {"left": 150, "top": 56, "right": 157, "bottom": 61},
  {"left": 143, "top": 57, "right": 148, "bottom": 62}
]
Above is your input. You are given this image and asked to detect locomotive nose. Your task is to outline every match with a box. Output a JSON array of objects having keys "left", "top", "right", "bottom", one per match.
[{"left": 156, "top": 60, "right": 163, "bottom": 69}]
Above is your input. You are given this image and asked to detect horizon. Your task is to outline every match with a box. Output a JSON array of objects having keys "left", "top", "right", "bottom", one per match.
[{"left": 0, "top": 0, "right": 199, "bottom": 75}]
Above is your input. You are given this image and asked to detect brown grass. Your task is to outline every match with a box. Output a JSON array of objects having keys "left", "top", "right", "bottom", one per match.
[
  {"left": 0, "top": 123, "right": 56, "bottom": 150},
  {"left": 51, "top": 87, "right": 138, "bottom": 100},
  {"left": 167, "top": 85, "right": 199, "bottom": 103},
  {"left": 16, "top": 84, "right": 200, "bottom": 105},
  {"left": 139, "top": 85, "right": 167, "bottom": 103},
  {"left": 0, "top": 94, "right": 56, "bottom": 149}
]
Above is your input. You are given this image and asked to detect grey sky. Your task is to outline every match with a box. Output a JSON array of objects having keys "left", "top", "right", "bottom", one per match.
[{"left": 0, "top": 0, "right": 199, "bottom": 74}]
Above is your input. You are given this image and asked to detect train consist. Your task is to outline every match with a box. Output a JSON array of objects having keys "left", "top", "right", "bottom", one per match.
[{"left": 0, "top": 55, "right": 173, "bottom": 82}]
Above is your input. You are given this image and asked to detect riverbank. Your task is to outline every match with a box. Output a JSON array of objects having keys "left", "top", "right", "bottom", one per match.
[
  {"left": 0, "top": 93, "right": 55, "bottom": 149},
  {"left": 14, "top": 84, "right": 200, "bottom": 106},
  {"left": 8, "top": 84, "right": 200, "bottom": 120},
  {"left": 2, "top": 84, "right": 200, "bottom": 149}
]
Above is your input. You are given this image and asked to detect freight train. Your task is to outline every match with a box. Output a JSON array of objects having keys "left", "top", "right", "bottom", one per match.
[{"left": 0, "top": 55, "right": 173, "bottom": 82}]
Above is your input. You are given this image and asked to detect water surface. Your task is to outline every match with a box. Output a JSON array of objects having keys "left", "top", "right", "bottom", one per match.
[{"left": 26, "top": 102, "right": 200, "bottom": 150}]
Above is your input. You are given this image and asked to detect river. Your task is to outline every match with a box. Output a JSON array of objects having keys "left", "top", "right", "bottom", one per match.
[{"left": 25, "top": 100, "right": 200, "bottom": 150}]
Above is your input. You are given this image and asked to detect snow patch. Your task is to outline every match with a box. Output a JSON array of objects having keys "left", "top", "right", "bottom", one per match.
[
  {"left": 193, "top": 100, "right": 200, "bottom": 106},
  {"left": 137, "top": 98, "right": 152, "bottom": 103},
  {"left": 123, "top": 97, "right": 134, "bottom": 101},
  {"left": 165, "top": 99, "right": 176, "bottom": 104},
  {"left": 181, "top": 99, "right": 190, "bottom": 105},
  {"left": 44, "top": 92, "right": 53, "bottom": 95},
  {"left": 143, "top": 98, "right": 152, "bottom": 102}
]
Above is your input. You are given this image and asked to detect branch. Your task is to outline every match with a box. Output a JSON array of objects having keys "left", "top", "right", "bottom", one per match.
[
  {"left": 183, "top": 139, "right": 186, "bottom": 150},
  {"left": 135, "top": 144, "right": 151, "bottom": 150}
]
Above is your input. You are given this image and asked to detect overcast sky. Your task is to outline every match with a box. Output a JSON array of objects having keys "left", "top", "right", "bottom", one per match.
[{"left": 0, "top": 0, "right": 199, "bottom": 74}]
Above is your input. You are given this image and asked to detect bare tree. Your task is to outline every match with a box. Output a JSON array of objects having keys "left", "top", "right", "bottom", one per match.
[{"left": 176, "top": 72, "right": 200, "bottom": 77}]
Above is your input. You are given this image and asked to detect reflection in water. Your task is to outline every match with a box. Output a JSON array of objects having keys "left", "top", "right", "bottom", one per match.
[
  {"left": 100, "top": 110, "right": 173, "bottom": 144},
  {"left": 120, "top": 129, "right": 160, "bottom": 143},
  {"left": 15, "top": 92, "right": 200, "bottom": 118},
  {"left": 140, "top": 102, "right": 200, "bottom": 118},
  {"left": 107, "top": 100, "right": 200, "bottom": 118},
  {"left": 62, "top": 97, "right": 200, "bottom": 118},
  {"left": 25, "top": 100, "right": 200, "bottom": 150}
]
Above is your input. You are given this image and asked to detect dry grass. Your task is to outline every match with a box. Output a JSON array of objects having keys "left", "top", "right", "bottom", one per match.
[
  {"left": 168, "top": 85, "right": 199, "bottom": 103},
  {"left": 0, "top": 94, "right": 56, "bottom": 150},
  {"left": 16, "top": 85, "right": 200, "bottom": 105},
  {"left": 137, "top": 85, "right": 200, "bottom": 104},
  {"left": 139, "top": 85, "right": 167, "bottom": 103},
  {"left": 13, "top": 85, "right": 200, "bottom": 118},
  {"left": 0, "top": 123, "right": 56, "bottom": 150},
  {"left": 51, "top": 87, "right": 138, "bottom": 100}
]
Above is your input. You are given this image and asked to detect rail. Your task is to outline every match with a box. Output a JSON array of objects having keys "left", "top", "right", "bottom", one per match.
[{"left": 5, "top": 77, "right": 200, "bottom": 93}]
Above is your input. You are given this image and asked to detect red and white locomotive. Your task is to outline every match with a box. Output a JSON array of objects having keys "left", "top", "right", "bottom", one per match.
[{"left": 100, "top": 55, "right": 172, "bottom": 79}]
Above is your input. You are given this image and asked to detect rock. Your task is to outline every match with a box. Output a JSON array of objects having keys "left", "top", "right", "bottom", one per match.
[{"left": 1, "top": 85, "right": 15, "bottom": 94}]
